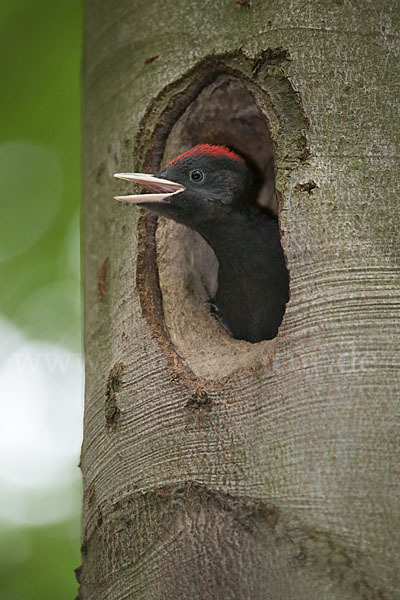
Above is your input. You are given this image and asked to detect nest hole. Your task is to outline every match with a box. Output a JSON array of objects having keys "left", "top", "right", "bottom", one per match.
[{"left": 152, "top": 74, "right": 286, "bottom": 380}]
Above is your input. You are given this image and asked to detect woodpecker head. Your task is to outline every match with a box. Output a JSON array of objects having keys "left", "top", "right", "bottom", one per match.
[{"left": 114, "top": 144, "right": 253, "bottom": 228}]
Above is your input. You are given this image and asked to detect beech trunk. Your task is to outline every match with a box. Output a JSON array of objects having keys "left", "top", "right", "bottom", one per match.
[{"left": 79, "top": 1, "right": 400, "bottom": 598}]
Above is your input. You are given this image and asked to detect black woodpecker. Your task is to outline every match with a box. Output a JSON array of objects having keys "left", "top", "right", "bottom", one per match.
[{"left": 115, "top": 144, "right": 289, "bottom": 343}]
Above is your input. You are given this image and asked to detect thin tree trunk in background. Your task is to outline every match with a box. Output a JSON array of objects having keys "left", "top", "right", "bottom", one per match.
[{"left": 79, "top": 2, "right": 400, "bottom": 598}]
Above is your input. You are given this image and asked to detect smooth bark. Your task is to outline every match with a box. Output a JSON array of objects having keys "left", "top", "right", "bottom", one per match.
[{"left": 79, "top": 2, "right": 400, "bottom": 598}]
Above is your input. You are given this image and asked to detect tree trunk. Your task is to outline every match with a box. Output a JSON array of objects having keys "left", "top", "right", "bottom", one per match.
[{"left": 79, "top": 1, "right": 400, "bottom": 598}]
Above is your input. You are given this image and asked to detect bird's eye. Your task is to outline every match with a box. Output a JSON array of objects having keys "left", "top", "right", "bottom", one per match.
[{"left": 190, "top": 169, "right": 204, "bottom": 182}]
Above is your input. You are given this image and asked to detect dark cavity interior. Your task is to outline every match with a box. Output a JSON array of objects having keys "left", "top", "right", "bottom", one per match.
[
  {"left": 163, "top": 75, "right": 278, "bottom": 214},
  {"left": 154, "top": 74, "right": 288, "bottom": 379}
]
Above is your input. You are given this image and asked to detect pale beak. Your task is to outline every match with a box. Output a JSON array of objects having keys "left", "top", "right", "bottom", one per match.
[{"left": 114, "top": 172, "right": 185, "bottom": 204}]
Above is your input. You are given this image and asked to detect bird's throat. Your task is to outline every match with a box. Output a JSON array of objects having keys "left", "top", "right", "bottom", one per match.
[{"left": 194, "top": 210, "right": 289, "bottom": 342}]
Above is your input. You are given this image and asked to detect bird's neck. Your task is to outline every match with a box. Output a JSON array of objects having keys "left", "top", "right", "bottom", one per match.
[
  {"left": 194, "top": 206, "right": 288, "bottom": 342},
  {"left": 196, "top": 208, "right": 275, "bottom": 276}
]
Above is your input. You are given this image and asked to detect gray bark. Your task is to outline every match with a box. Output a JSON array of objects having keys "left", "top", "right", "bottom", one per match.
[{"left": 79, "top": 1, "right": 400, "bottom": 598}]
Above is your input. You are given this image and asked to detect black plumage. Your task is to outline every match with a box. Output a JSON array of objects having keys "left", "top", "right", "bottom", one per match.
[{"left": 115, "top": 145, "right": 289, "bottom": 343}]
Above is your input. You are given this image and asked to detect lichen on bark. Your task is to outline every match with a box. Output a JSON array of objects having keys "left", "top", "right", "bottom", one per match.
[{"left": 80, "top": 1, "right": 400, "bottom": 598}]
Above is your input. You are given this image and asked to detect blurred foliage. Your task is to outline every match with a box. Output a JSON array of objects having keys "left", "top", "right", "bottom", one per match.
[
  {"left": 0, "top": 0, "right": 82, "bottom": 598},
  {"left": 0, "top": 517, "right": 81, "bottom": 600},
  {"left": 0, "top": 0, "right": 82, "bottom": 350}
]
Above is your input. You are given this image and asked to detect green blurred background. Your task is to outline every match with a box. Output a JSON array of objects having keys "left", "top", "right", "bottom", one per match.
[{"left": 0, "top": 1, "right": 82, "bottom": 597}]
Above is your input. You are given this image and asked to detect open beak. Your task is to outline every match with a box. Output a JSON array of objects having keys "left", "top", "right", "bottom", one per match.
[{"left": 114, "top": 172, "right": 185, "bottom": 204}]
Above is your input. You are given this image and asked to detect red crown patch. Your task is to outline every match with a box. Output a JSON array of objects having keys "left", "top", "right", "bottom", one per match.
[{"left": 165, "top": 144, "right": 245, "bottom": 167}]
